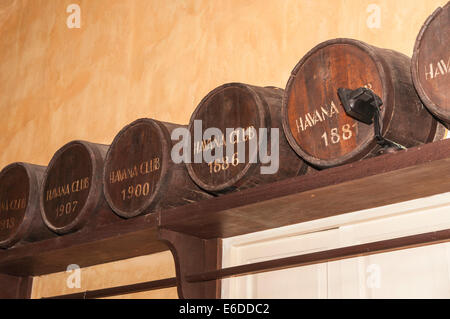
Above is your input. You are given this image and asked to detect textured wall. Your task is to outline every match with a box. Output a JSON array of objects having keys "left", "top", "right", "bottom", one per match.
[
  {"left": 0, "top": 0, "right": 447, "bottom": 168},
  {"left": 31, "top": 251, "right": 178, "bottom": 299},
  {"left": 0, "top": 0, "right": 447, "bottom": 298}
]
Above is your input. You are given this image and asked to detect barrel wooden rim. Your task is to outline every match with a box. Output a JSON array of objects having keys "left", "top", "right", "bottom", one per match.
[
  {"left": 186, "top": 82, "right": 270, "bottom": 192},
  {"left": 412, "top": 2, "right": 449, "bottom": 123},
  {"left": 103, "top": 118, "right": 170, "bottom": 218},
  {"left": 282, "top": 38, "right": 394, "bottom": 168},
  {"left": 0, "top": 162, "right": 41, "bottom": 248},
  {"left": 40, "top": 140, "right": 104, "bottom": 234}
]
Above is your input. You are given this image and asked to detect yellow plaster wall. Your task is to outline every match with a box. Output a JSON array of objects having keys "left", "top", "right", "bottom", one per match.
[
  {"left": 0, "top": 0, "right": 447, "bottom": 168},
  {"left": 0, "top": 0, "right": 447, "bottom": 298},
  {"left": 31, "top": 251, "right": 178, "bottom": 299}
]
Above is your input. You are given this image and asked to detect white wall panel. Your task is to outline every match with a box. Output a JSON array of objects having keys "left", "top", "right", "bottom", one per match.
[{"left": 222, "top": 193, "right": 450, "bottom": 298}]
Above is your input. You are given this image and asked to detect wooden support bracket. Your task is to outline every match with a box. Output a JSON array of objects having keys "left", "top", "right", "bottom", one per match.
[
  {"left": 158, "top": 228, "right": 221, "bottom": 299},
  {"left": 0, "top": 274, "right": 33, "bottom": 299}
]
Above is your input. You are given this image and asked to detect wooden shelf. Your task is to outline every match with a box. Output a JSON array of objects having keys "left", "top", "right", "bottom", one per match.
[
  {"left": 1, "top": 139, "right": 450, "bottom": 279},
  {"left": 161, "top": 139, "right": 450, "bottom": 238},
  {"left": 0, "top": 213, "right": 166, "bottom": 277}
]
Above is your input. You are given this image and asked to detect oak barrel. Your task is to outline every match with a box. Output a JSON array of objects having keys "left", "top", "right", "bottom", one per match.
[
  {"left": 0, "top": 163, "right": 55, "bottom": 248},
  {"left": 282, "top": 38, "right": 442, "bottom": 169},
  {"left": 412, "top": 2, "right": 450, "bottom": 127},
  {"left": 186, "top": 83, "right": 308, "bottom": 194},
  {"left": 40, "top": 140, "right": 115, "bottom": 234},
  {"left": 103, "top": 118, "right": 211, "bottom": 218}
]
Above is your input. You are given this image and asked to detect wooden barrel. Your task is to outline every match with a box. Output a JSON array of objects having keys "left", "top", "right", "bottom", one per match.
[
  {"left": 282, "top": 38, "right": 442, "bottom": 169},
  {"left": 103, "top": 118, "right": 212, "bottom": 218},
  {"left": 412, "top": 2, "right": 450, "bottom": 127},
  {"left": 40, "top": 140, "right": 116, "bottom": 234},
  {"left": 0, "top": 163, "right": 55, "bottom": 248},
  {"left": 186, "top": 83, "right": 309, "bottom": 194}
]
